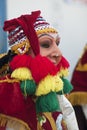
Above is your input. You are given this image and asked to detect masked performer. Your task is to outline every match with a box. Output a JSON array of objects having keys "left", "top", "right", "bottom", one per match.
[
  {"left": 69, "top": 44, "right": 87, "bottom": 130},
  {"left": 0, "top": 10, "right": 79, "bottom": 130}
]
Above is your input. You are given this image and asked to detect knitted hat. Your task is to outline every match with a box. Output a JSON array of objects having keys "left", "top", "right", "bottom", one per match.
[
  {"left": 34, "top": 16, "right": 57, "bottom": 35},
  {"left": 3, "top": 10, "right": 58, "bottom": 55}
]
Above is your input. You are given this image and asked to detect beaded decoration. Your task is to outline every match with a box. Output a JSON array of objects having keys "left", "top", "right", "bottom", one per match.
[
  {"left": 34, "top": 17, "right": 58, "bottom": 35},
  {"left": 8, "top": 26, "right": 30, "bottom": 54}
]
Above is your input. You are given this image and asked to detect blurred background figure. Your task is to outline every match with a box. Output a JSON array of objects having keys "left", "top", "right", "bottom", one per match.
[{"left": 68, "top": 44, "right": 87, "bottom": 130}]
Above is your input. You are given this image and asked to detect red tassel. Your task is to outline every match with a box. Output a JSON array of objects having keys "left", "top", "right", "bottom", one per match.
[
  {"left": 29, "top": 55, "right": 58, "bottom": 83},
  {"left": 57, "top": 56, "right": 70, "bottom": 71},
  {"left": 10, "top": 54, "right": 32, "bottom": 70}
]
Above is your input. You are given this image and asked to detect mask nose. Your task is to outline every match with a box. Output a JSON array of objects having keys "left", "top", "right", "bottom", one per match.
[{"left": 52, "top": 43, "right": 62, "bottom": 57}]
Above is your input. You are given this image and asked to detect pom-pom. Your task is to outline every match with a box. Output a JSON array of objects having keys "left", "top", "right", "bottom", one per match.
[
  {"left": 11, "top": 67, "right": 33, "bottom": 80},
  {"left": 58, "top": 68, "right": 69, "bottom": 77},
  {"left": 35, "top": 74, "right": 63, "bottom": 96},
  {"left": 29, "top": 55, "right": 58, "bottom": 83},
  {"left": 57, "top": 77, "right": 73, "bottom": 94},
  {"left": 57, "top": 56, "right": 70, "bottom": 71},
  {"left": 20, "top": 80, "right": 36, "bottom": 96},
  {"left": 36, "top": 92, "right": 60, "bottom": 113},
  {"left": 10, "top": 54, "right": 32, "bottom": 70}
]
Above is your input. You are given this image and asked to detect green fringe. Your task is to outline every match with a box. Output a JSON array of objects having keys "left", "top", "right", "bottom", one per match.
[
  {"left": 36, "top": 92, "right": 61, "bottom": 113},
  {"left": 57, "top": 77, "right": 73, "bottom": 95},
  {"left": 20, "top": 80, "right": 36, "bottom": 95}
]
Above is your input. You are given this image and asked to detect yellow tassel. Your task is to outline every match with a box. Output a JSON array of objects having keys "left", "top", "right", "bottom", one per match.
[
  {"left": 11, "top": 67, "right": 33, "bottom": 81},
  {"left": 58, "top": 68, "right": 69, "bottom": 77},
  {"left": 35, "top": 74, "right": 63, "bottom": 96}
]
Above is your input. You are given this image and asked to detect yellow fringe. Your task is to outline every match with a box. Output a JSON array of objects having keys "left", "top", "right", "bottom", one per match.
[
  {"left": 0, "top": 113, "right": 57, "bottom": 130},
  {"left": 0, "top": 114, "right": 30, "bottom": 130},
  {"left": 68, "top": 92, "right": 87, "bottom": 106},
  {"left": 0, "top": 78, "right": 19, "bottom": 83}
]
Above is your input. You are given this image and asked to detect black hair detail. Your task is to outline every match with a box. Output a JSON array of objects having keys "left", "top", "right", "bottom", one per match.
[{"left": 0, "top": 50, "right": 17, "bottom": 68}]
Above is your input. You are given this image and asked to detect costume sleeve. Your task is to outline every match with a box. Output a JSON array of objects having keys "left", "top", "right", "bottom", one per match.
[{"left": 57, "top": 95, "right": 79, "bottom": 130}]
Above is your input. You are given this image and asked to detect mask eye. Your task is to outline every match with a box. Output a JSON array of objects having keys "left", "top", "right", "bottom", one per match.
[
  {"left": 56, "top": 36, "right": 60, "bottom": 46},
  {"left": 56, "top": 41, "right": 60, "bottom": 46},
  {"left": 40, "top": 40, "right": 51, "bottom": 48},
  {"left": 56, "top": 39, "right": 60, "bottom": 46}
]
